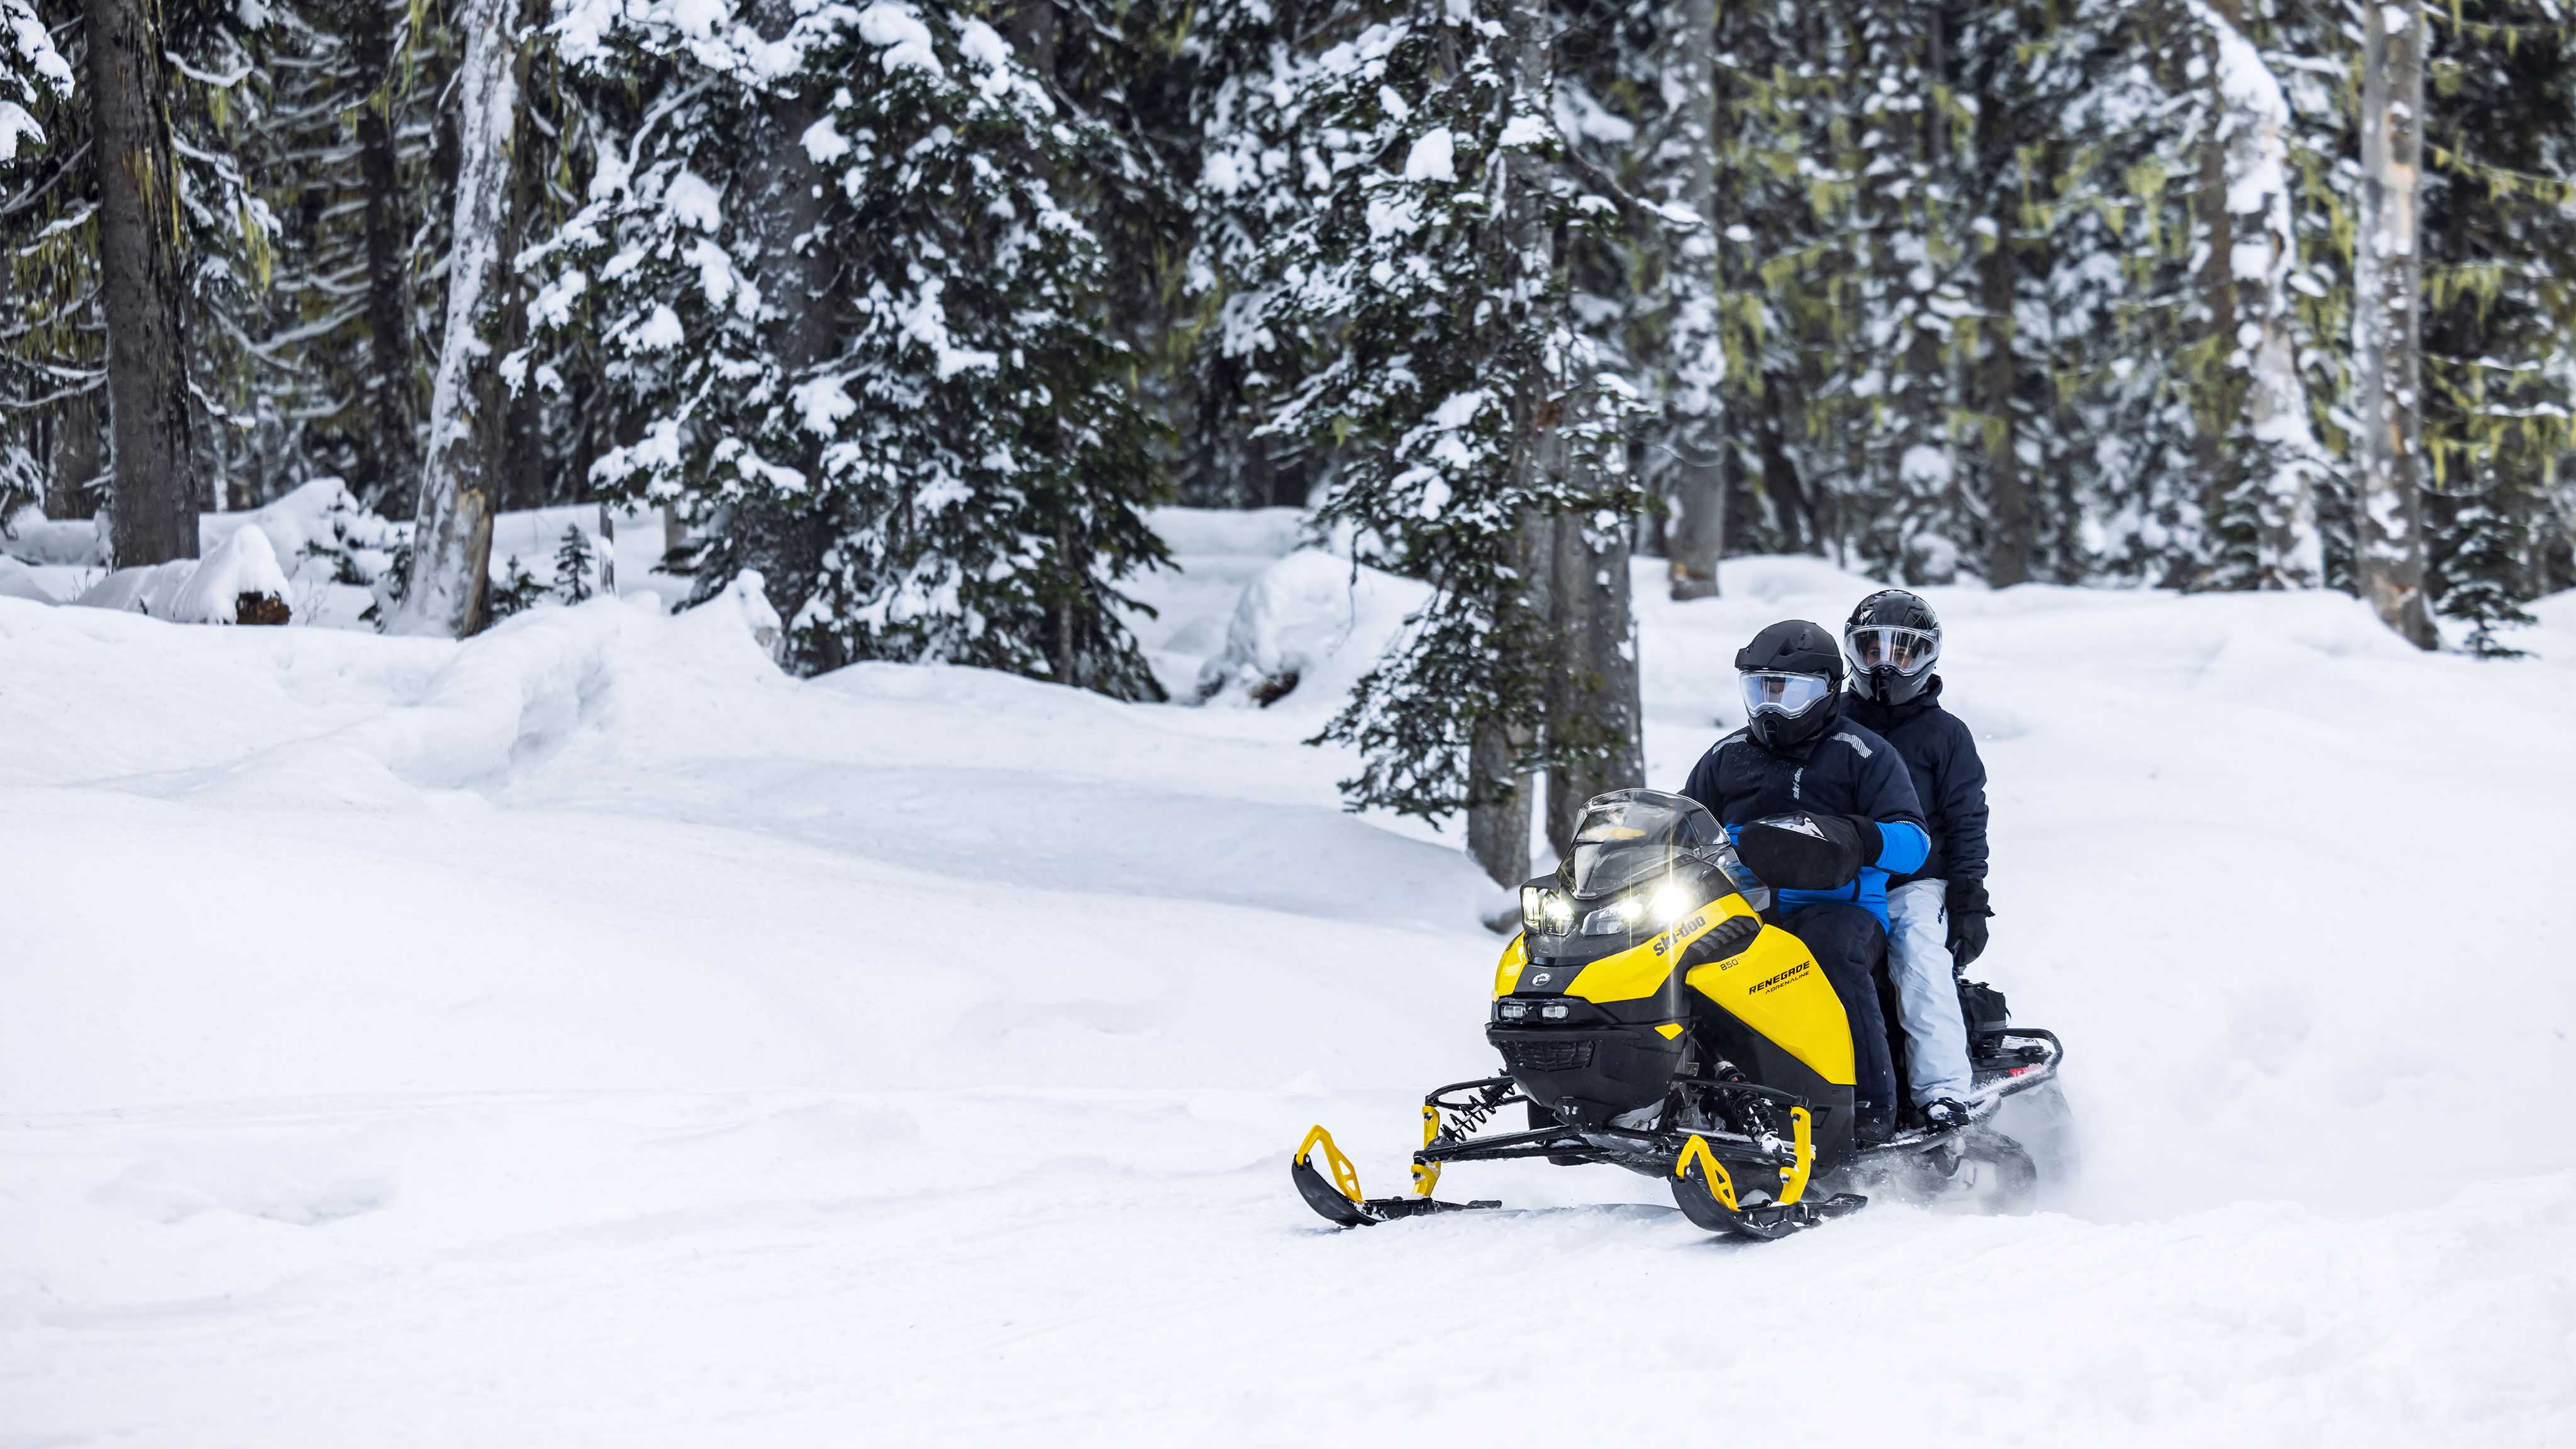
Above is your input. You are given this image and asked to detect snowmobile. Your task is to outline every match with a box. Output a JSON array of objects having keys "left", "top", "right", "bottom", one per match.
[{"left": 1291, "top": 789, "right": 2067, "bottom": 1240}]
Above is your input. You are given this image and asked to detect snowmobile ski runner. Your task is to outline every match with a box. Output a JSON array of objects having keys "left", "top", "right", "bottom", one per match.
[{"left": 1291, "top": 789, "right": 2068, "bottom": 1240}]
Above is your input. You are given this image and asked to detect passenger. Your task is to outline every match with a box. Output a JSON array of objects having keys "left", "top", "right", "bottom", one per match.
[
  {"left": 1840, "top": 589, "right": 1986, "bottom": 1133},
  {"left": 1680, "top": 619, "right": 1929, "bottom": 1145}
]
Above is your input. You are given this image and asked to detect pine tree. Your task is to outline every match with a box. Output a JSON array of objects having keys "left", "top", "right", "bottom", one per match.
[
  {"left": 533, "top": 0, "right": 1170, "bottom": 692},
  {"left": 240, "top": 0, "right": 451, "bottom": 506},
  {"left": 2417, "top": 2, "right": 2576, "bottom": 649},
  {"left": 1226, "top": 0, "right": 1643, "bottom": 862},
  {"left": 0, "top": 0, "right": 75, "bottom": 523},
  {"left": 552, "top": 523, "right": 597, "bottom": 602}
]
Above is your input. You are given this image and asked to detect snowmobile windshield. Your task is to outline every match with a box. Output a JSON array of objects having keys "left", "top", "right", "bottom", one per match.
[
  {"left": 1562, "top": 790, "right": 1733, "bottom": 899},
  {"left": 1739, "top": 671, "right": 1833, "bottom": 719},
  {"left": 1846, "top": 625, "right": 1938, "bottom": 675}
]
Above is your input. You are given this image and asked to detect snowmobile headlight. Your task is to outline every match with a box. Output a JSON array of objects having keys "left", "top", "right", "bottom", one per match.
[
  {"left": 1540, "top": 1003, "right": 1572, "bottom": 1021},
  {"left": 1580, "top": 897, "right": 1644, "bottom": 935},
  {"left": 1496, "top": 1000, "right": 1531, "bottom": 1023},
  {"left": 1522, "top": 889, "right": 1574, "bottom": 936},
  {"left": 1648, "top": 882, "right": 1697, "bottom": 926}
]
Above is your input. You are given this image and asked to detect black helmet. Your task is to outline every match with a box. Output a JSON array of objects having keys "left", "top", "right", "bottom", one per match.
[
  {"left": 1733, "top": 619, "right": 1844, "bottom": 752},
  {"left": 1844, "top": 589, "right": 1941, "bottom": 705}
]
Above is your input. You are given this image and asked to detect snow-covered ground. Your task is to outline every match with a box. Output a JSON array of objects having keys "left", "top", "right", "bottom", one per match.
[{"left": 3, "top": 513, "right": 2571, "bottom": 1446}]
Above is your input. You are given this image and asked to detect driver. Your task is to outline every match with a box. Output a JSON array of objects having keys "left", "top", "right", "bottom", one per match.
[{"left": 1680, "top": 619, "right": 1929, "bottom": 1145}]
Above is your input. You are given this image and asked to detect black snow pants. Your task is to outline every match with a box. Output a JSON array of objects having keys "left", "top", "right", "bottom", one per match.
[{"left": 1780, "top": 902, "right": 1898, "bottom": 1131}]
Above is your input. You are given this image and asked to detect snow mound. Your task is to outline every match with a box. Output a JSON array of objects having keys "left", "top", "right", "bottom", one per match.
[
  {"left": 1, "top": 504, "right": 103, "bottom": 565},
  {"left": 71, "top": 558, "right": 197, "bottom": 618},
  {"left": 0, "top": 555, "right": 54, "bottom": 603},
  {"left": 74, "top": 526, "right": 294, "bottom": 625},
  {"left": 202, "top": 477, "right": 399, "bottom": 580},
  {"left": 1193, "top": 547, "right": 1426, "bottom": 711},
  {"left": 170, "top": 526, "right": 294, "bottom": 624}
]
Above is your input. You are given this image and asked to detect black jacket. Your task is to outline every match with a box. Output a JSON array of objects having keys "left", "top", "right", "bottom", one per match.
[
  {"left": 1840, "top": 675, "right": 1988, "bottom": 890},
  {"left": 1678, "top": 711, "right": 1928, "bottom": 923}
]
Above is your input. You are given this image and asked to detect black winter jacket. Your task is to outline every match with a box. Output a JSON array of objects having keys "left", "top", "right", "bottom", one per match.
[
  {"left": 1840, "top": 675, "right": 1989, "bottom": 891},
  {"left": 1678, "top": 711, "right": 1929, "bottom": 924}
]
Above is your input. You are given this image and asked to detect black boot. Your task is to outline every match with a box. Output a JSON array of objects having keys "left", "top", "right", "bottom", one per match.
[{"left": 1855, "top": 1107, "right": 1897, "bottom": 1148}]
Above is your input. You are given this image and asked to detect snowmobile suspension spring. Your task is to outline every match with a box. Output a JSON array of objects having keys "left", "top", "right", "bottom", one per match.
[{"left": 1435, "top": 1081, "right": 1518, "bottom": 1143}]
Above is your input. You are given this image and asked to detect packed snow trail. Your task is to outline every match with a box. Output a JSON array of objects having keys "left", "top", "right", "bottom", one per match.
[{"left": 3, "top": 516, "right": 2571, "bottom": 1446}]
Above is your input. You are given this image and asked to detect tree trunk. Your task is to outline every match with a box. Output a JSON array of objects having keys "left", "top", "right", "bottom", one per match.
[
  {"left": 49, "top": 386, "right": 105, "bottom": 519},
  {"left": 1543, "top": 501, "right": 1646, "bottom": 857},
  {"left": 1975, "top": 82, "right": 2028, "bottom": 586},
  {"left": 2204, "top": 4, "right": 2321, "bottom": 589},
  {"left": 1468, "top": 0, "right": 1556, "bottom": 889},
  {"left": 82, "top": 0, "right": 196, "bottom": 565},
  {"left": 1663, "top": 0, "right": 1725, "bottom": 601},
  {"left": 720, "top": 0, "right": 845, "bottom": 644},
  {"left": 1466, "top": 717, "right": 1534, "bottom": 890},
  {"left": 1757, "top": 375, "right": 1811, "bottom": 552},
  {"left": 2194, "top": 56, "right": 2240, "bottom": 559},
  {"left": 1977, "top": 245, "right": 2027, "bottom": 585},
  {"left": 348, "top": 0, "right": 416, "bottom": 501},
  {"left": 2353, "top": 0, "right": 2436, "bottom": 647},
  {"left": 392, "top": 0, "right": 534, "bottom": 635}
]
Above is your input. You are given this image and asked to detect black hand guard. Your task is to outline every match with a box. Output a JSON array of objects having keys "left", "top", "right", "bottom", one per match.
[{"left": 1736, "top": 811, "right": 1869, "bottom": 892}]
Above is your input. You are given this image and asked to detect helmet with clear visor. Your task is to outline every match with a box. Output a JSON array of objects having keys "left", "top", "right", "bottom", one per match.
[{"left": 1843, "top": 589, "right": 1943, "bottom": 704}]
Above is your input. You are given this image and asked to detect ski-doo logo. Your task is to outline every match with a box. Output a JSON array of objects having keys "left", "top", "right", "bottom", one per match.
[
  {"left": 1746, "top": 962, "right": 1811, "bottom": 996},
  {"left": 1531, "top": 972, "right": 1552, "bottom": 985},
  {"left": 1652, "top": 915, "right": 1707, "bottom": 955}
]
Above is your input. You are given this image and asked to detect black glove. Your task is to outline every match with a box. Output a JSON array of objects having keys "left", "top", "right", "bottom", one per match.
[
  {"left": 1947, "top": 880, "right": 1991, "bottom": 969},
  {"left": 1735, "top": 813, "right": 1877, "bottom": 892}
]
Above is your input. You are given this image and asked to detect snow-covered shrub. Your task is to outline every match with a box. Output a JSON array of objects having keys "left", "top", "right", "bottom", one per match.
[{"left": 204, "top": 479, "right": 404, "bottom": 591}]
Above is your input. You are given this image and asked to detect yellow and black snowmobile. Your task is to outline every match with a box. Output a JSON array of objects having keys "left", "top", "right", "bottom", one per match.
[{"left": 1292, "top": 789, "right": 2066, "bottom": 1240}]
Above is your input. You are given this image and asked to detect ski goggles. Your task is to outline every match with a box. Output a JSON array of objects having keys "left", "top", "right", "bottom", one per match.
[
  {"left": 1739, "top": 670, "right": 1835, "bottom": 719},
  {"left": 1845, "top": 625, "right": 1939, "bottom": 675}
]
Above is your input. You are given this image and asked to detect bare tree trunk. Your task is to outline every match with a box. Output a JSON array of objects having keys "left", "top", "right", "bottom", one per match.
[
  {"left": 2194, "top": 53, "right": 2240, "bottom": 558},
  {"left": 1543, "top": 501, "right": 1646, "bottom": 857},
  {"left": 49, "top": 386, "right": 105, "bottom": 519},
  {"left": 2204, "top": 4, "right": 2322, "bottom": 589},
  {"left": 1467, "top": 0, "right": 1558, "bottom": 890},
  {"left": 1977, "top": 242, "right": 2028, "bottom": 585},
  {"left": 392, "top": 0, "right": 534, "bottom": 635},
  {"left": 1974, "top": 74, "right": 2029, "bottom": 587},
  {"left": 2354, "top": 0, "right": 2437, "bottom": 647},
  {"left": 714, "top": 0, "right": 845, "bottom": 649},
  {"left": 1757, "top": 375, "right": 1811, "bottom": 552},
  {"left": 82, "top": 0, "right": 196, "bottom": 565},
  {"left": 1663, "top": 0, "right": 1725, "bottom": 601},
  {"left": 1467, "top": 718, "right": 1535, "bottom": 891},
  {"left": 348, "top": 0, "right": 416, "bottom": 500}
]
